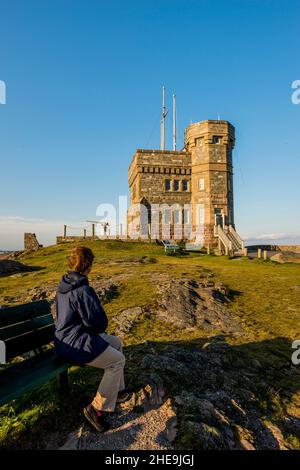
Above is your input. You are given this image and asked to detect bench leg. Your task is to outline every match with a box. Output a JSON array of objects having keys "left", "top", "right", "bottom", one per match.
[{"left": 59, "top": 370, "right": 70, "bottom": 395}]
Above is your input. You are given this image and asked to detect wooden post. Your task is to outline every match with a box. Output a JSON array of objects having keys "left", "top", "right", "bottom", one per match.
[
  {"left": 225, "top": 245, "right": 229, "bottom": 256},
  {"left": 263, "top": 250, "right": 268, "bottom": 261},
  {"left": 258, "top": 248, "right": 262, "bottom": 259},
  {"left": 63, "top": 225, "right": 67, "bottom": 238},
  {"left": 207, "top": 245, "right": 210, "bottom": 255},
  {"left": 83, "top": 228, "right": 87, "bottom": 239},
  {"left": 243, "top": 247, "right": 248, "bottom": 257},
  {"left": 92, "top": 223, "right": 95, "bottom": 239}
]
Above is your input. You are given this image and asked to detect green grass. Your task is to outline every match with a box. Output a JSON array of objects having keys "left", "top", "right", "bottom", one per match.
[{"left": 1, "top": 239, "right": 300, "bottom": 448}]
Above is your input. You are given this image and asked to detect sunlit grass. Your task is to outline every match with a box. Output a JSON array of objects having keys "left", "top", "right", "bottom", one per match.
[{"left": 1, "top": 239, "right": 300, "bottom": 448}]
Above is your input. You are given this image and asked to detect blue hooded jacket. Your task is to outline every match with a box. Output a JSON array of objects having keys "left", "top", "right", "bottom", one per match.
[{"left": 54, "top": 271, "right": 109, "bottom": 364}]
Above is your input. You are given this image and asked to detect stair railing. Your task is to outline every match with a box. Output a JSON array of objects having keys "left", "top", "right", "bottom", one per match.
[
  {"left": 228, "top": 225, "right": 244, "bottom": 249},
  {"left": 215, "top": 225, "right": 233, "bottom": 255}
]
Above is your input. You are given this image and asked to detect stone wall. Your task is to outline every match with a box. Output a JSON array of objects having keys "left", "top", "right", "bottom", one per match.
[{"left": 24, "top": 233, "right": 43, "bottom": 251}]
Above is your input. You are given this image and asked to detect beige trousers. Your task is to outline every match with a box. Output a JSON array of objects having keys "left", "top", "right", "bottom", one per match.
[{"left": 86, "top": 333, "right": 125, "bottom": 412}]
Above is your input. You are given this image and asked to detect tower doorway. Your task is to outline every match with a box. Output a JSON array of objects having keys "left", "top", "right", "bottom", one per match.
[{"left": 214, "top": 208, "right": 223, "bottom": 227}]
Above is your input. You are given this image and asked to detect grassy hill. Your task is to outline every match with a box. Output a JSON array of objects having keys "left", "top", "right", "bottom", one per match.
[{"left": 1, "top": 239, "right": 300, "bottom": 449}]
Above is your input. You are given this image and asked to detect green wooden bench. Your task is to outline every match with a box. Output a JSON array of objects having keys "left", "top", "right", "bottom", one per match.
[
  {"left": 162, "top": 239, "right": 180, "bottom": 253},
  {"left": 0, "top": 300, "right": 70, "bottom": 407}
]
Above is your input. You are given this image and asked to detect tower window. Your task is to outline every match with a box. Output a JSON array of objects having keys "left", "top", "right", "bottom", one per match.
[
  {"left": 183, "top": 207, "right": 190, "bottom": 224},
  {"left": 174, "top": 180, "right": 179, "bottom": 191},
  {"left": 165, "top": 179, "right": 171, "bottom": 191},
  {"left": 182, "top": 180, "right": 188, "bottom": 191},
  {"left": 174, "top": 209, "right": 181, "bottom": 224},
  {"left": 213, "top": 136, "right": 222, "bottom": 144},
  {"left": 164, "top": 208, "right": 171, "bottom": 224},
  {"left": 198, "top": 178, "right": 205, "bottom": 191}
]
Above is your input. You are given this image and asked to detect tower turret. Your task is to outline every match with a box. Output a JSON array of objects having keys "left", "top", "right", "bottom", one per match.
[{"left": 185, "top": 120, "right": 235, "bottom": 247}]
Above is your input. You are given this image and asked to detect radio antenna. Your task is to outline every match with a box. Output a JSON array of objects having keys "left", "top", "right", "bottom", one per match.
[
  {"left": 172, "top": 93, "right": 177, "bottom": 151},
  {"left": 160, "top": 85, "right": 168, "bottom": 150}
]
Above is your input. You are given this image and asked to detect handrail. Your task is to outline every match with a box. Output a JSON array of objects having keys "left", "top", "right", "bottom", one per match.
[
  {"left": 215, "top": 225, "right": 232, "bottom": 251},
  {"left": 228, "top": 225, "right": 244, "bottom": 249}
]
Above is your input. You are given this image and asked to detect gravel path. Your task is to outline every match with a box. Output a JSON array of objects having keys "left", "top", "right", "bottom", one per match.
[{"left": 59, "top": 399, "right": 176, "bottom": 451}]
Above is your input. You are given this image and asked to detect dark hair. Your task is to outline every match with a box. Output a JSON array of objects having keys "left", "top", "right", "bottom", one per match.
[{"left": 69, "top": 246, "right": 94, "bottom": 274}]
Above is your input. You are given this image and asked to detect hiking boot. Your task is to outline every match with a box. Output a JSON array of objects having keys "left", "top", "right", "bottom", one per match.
[
  {"left": 83, "top": 404, "right": 110, "bottom": 432},
  {"left": 117, "top": 388, "right": 133, "bottom": 403}
]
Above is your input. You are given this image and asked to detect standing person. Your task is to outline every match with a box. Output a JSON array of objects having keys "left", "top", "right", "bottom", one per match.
[{"left": 54, "top": 246, "right": 131, "bottom": 432}]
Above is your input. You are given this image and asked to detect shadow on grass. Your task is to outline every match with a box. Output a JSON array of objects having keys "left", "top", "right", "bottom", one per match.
[
  {"left": 1, "top": 335, "right": 300, "bottom": 449},
  {"left": 0, "top": 261, "right": 45, "bottom": 278},
  {"left": 226, "top": 289, "right": 243, "bottom": 301}
]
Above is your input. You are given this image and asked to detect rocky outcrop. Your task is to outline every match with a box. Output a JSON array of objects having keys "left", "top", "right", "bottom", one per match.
[
  {"left": 132, "top": 340, "right": 297, "bottom": 450},
  {"left": 271, "top": 251, "right": 300, "bottom": 264},
  {"left": 154, "top": 274, "right": 243, "bottom": 334}
]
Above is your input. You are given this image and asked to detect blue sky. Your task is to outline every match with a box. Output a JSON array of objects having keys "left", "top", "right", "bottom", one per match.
[{"left": 0, "top": 0, "right": 299, "bottom": 249}]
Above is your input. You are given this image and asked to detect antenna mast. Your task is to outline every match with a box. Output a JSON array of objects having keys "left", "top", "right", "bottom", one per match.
[
  {"left": 172, "top": 93, "right": 176, "bottom": 151},
  {"left": 160, "top": 85, "right": 167, "bottom": 150}
]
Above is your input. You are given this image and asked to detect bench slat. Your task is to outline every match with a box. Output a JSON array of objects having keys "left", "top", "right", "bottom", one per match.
[
  {"left": 0, "top": 349, "right": 70, "bottom": 406},
  {"left": 5, "top": 324, "right": 55, "bottom": 361},
  {"left": 0, "top": 314, "right": 54, "bottom": 341},
  {"left": 0, "top": 300, "right": 51, "bottom": 328}
]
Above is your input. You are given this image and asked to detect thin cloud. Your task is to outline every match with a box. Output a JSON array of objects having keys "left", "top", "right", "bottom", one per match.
[
  {"left": 0, "top": 216, "right": 89, "bottom": 250},
  {"left": 244, "top": 232, "right": 300, "bottom": 241}
]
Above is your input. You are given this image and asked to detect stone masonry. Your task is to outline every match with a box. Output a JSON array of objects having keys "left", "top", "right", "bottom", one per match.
[
  {"left": 24, "top": 233, "right": 43, "bottom": 252},
  {"left": 127, "top": 120, "right": 236, "bottom": 247}
]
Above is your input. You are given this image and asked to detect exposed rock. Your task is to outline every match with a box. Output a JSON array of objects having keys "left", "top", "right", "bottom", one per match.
[
  {"left": 230, "top": 399, "right": 247, "bottom": 416},
  {"left": 239, "top": 438, "right": 256, "bottom": 450},
  {"left": 264, "top": 422, "right": 288, "bottom": 450},
  {"left": 155, "top": 275, "right": 243, "bottom": 334},
  {"left": 114, "top": 307, "right": 144, "bottom": 337},
  {"left": 175, "top": 392, "right": 219, "bottom": 425},
  {"left": 271, "top": 251, "right": 300, "bottom": 264},
  {"left": 166, "top": 416, "right": 178, "bottom": 442},
  {"left": 91, "top": 278, "right": 120, "bottom": 303},
  {"left": 178, "top": 420, "right": 226, "bottom": 449},
  {"left": 58, "top": 426, "right": 91, "bottom": 450},
  {"left": 134, "top": 383, "right": 166, "bottom": 412},
  {"left": 26, "top": 286, "right": 56, "bottom": 302},
  {"left": 235, "top": 425, "right": 256, "bottom": 450}
]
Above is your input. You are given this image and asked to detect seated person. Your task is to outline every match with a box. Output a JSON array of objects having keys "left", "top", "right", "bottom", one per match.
[{"left": 54, "top": 246, "right": 130, "bottom": 432}]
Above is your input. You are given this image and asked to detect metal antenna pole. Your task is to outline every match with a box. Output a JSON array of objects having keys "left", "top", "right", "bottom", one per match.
[
  {"left": 172, "top": 93, "right": 176, "bottom": 151},
  {"left": 160, "top": 85, "right": 166, "bottom": 150}
]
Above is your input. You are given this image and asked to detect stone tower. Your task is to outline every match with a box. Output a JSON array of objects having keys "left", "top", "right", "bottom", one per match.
[
  {"left": 127, "top": 118, "right": 243, "bottom": 253},
  {"left": 185, "top": 120, "right": 235, "bottom": 247}
]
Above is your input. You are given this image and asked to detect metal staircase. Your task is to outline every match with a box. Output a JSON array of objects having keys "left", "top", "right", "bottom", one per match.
[{"left": 214, "top": 224, "right": 244, "bottom": 255}]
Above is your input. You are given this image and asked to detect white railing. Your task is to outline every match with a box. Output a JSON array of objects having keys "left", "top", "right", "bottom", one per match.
[
  {"left": 215, "top": 225, "right": 232, "bottom": 254},
  {"left": 228, "top": 225, "right": 244, "bottom": 249}
]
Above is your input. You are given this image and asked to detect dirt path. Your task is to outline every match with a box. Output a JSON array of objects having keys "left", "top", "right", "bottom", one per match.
[{"left": 59, "top": 399, "right": 176, "bottom": 451}]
